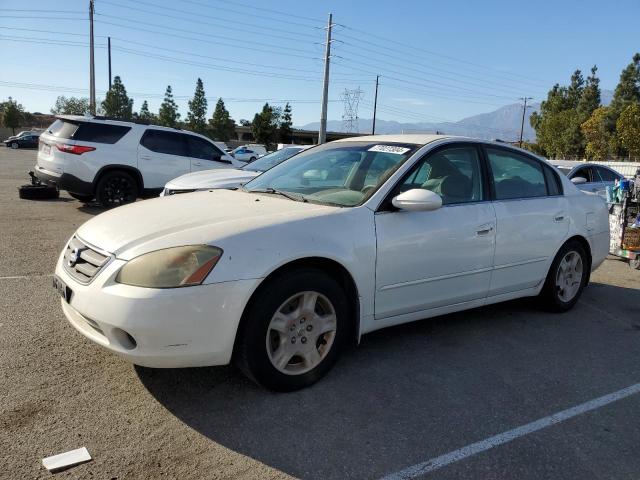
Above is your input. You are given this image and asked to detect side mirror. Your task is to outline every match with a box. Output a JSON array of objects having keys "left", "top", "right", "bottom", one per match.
[
  {"left": 392, "top": 188, "right": 442, "bottom": 212},
  {"left": 571, "top": 176, "right": 588, "bottom": 185}
]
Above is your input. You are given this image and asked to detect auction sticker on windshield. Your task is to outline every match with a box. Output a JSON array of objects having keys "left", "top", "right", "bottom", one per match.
[{"left": 368, "top": 145, "right": 411, "bottom": 154}]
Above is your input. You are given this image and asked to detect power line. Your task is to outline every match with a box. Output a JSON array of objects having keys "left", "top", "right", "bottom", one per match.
[{"left": 195, "top": 0, "right": 323, "bottom": 24}]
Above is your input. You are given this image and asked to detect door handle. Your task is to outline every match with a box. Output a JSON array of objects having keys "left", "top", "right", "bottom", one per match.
[
  {"left": 554, "top": 215, "right": 565, "bottom": 222},
  {"left": 140, "top": 155, "right": 151, "bottom": 160},
  {"left": 193, "top": 162, "right": 202, "bottom": 166},
  {"left": 476, "top": 226, "right": 494, "bottom": 236}
]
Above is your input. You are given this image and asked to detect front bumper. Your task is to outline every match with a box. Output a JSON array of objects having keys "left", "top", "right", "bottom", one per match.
[
  {"left": 56, "top": 248, "right": 261, "bottom": 368},
  {"left": 35, "top": 165, "right": 94, "bottom": 195}
]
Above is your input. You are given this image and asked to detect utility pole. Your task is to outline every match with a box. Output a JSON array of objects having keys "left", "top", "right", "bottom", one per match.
[
  {"left": 89, "top": 0, "right": 96, "bottom": 115},
  {"left": 518, "top": 96, "right": 533, "bottom": 148},
  {"left": 318, "top": 13, "right": 333, "bottom": 144},
  {"left": 108, "top": 36, "right": 112, "bottom": 90},
  {"left": 372, "top": 75, "right": 379, "bottom": 135}
]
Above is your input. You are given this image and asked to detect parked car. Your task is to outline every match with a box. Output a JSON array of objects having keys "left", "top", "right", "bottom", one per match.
[
  {"left": 4, "top": 132, "right": 40, "bottom": 149},
  {"left": 54, "top": 135, "right": 609, "bottom": 391},
  {"left": 550, "top": 161, "right": 623, "bottom": 198},
  {"left": 34, "top": 116, "right": 243, "bottom": 206},
  {"left": 160, "top": 145, "right": 312, "bottom": 196},
  {"left": 5, "top": 130, "right": 37, "bottom": 142},
  {"left": 232, "top": 144, "right": 267, "bottom": 162}
]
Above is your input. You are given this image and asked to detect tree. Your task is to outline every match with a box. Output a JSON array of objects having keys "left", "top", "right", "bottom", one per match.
[
  {"left": 616, "top": 102, "right": 640, "bottom": 159},
  {"left": 610, "top": 53, "right": 640, "bottom": 118},
  {"left": 239, "top": 119, "right": 251, "bottom": 126},
  {"left": 158, "top": 85, "right": 180, "bottom": 127},
  {"left": 51, "top": 96, "right": 90, "bottom": 115},
  {"left": 1, "top": 97, "right": 24, "bottom": 135},
  {"left": 251, "top": 103, "right": 279, "bottom": 148},
  {"left": 101, "top": 76, "right": 133, "bottom": 119},
  {"left": 138, "top": 100, "right": 156, "bottom": 123},
  {"left": 577, "top": 66, "right": 601, "bottom": 118},
  {"left": 187, "top": 78, "right": 207, "bottom": 133},
  {"left": 581, "top": 106, "right": 613, "bottom": 160},
  {"left": 209, "top": 98, "right": 236, "bottom": 141},
  {"left": 279, "top": 102, "right": 293, "bottom": 143}
]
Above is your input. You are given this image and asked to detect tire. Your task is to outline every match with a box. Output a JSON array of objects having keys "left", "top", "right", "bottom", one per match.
[
  {"left": 629, "top": 257, "right": 640, "bottom": 271},
  {"left": 10, "top": 142, "right": 19, "bottom": 149},
  {"left": 235, "top": 268, "right": 349, "bottom": 391},
  {"left": 95, "top": 170, "right": 138, "bottom": 207},
  {"left": 18, "top": 184, "right": 59, "bottom": 200},
  {"left": 539, "top": 240, "right": 589, "bottom": 312},
  {"left": 69, "top": 192, "right": 94, "bottom": 203},
  {"left": 249, "top": 156, "right": 256, "bottom": 162}
]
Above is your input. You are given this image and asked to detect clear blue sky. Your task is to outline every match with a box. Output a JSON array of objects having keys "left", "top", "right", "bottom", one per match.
[{"left": 1, "top": 0, "right": 638, "bottom": 127}]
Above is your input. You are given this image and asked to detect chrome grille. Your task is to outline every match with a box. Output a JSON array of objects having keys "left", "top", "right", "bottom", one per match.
[{"left": 63, "top": 236, "right": 111, "bottom": 283}]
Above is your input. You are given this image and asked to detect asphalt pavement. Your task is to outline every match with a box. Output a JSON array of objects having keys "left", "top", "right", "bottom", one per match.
[{"left": 1, "top": 147, "right": 640, "bottom": 479}]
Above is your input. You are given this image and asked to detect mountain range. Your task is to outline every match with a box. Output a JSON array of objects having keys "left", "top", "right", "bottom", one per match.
[{"left": 301, "top": 90, "right": 613, "bottom": 141}]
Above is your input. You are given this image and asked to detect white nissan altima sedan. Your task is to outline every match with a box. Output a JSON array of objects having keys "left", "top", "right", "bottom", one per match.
[{"left": 54, "top": 135, "right": 609, "bottom": 391}]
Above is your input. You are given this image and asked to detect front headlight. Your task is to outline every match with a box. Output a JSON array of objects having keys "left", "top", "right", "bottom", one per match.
[{"left": 116, "top": 245, "right": 223, "bottom": 288}]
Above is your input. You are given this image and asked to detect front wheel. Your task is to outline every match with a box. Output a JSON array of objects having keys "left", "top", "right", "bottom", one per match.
[
  {"left": 235, "top": 269, "right": 349, "bottom": 391},
  {"left": 629, "top": 257, "right": 640, "bottom": 271},
  {"left": 10, "top": 142, "right": 19, "bottom": 149},
  {"left": 539, "top": 240, "right": 589, "bottom": 311},
  {"left": 95, "top": 170, "right": 138, "bottom": 207}
]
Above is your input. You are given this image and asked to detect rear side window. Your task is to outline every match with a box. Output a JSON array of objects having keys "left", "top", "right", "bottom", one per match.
[
  {"left": 596, "top": 167, "right": 619, "bottom": 182},
  {"left": 542, "top": 164, "right": 562, "bottom": 195},
  {"left": 186, "top": 135, "right": 226, "bottom": 161},
  {"left": 486, "top": 148, "right": 547, "bottom": 200},
  {"left": 47, "top": 119, "right": 79, "bottom": 139},
  {"left": 73, "top": 123, "right": 131, "bottom": 144},
  {"left": 140, "top": 130, "right": 187, "bottom": 156}
]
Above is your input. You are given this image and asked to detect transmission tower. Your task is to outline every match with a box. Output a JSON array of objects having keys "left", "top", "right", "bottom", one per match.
[{"left": 341, "top": 88, "right": 363, "bottom": 133}]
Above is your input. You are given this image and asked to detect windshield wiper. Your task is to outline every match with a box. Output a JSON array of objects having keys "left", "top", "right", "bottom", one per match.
[{"left": 251, "top": 187, "right": 307, "bottom": 202}]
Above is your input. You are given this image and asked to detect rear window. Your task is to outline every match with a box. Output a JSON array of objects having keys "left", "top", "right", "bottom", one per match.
[{"left": 46, "top": 119, "right": 131, "bottom": 144}]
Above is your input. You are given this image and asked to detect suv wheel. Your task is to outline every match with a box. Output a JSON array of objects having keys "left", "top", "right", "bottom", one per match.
[
  {"left": 235, "top": 268, "right": 348, "bottom": 391},
  {"left": 95, "top": 171, "right": 138, "bottom": 207}
]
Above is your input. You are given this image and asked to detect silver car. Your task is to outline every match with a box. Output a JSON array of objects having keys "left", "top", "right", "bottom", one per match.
[{"left": 550, "top": 161, "right": 623, "bottom": 197}]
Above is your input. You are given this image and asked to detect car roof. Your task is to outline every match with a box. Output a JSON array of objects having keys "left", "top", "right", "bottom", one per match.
[{"left": 333, "top": 134, "right": 452, "bottom": 145}]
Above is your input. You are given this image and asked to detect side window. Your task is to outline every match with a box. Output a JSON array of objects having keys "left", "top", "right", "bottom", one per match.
[
  {"left": 186, "top": 136, "right": 223, "bottom": 161},
  {"left": 74, "top": 123, "right": 131, "bottom": 144},
  {"left": 397, "top": 145, "right": 483, "bottom": 205},
  {"left": 596, "top": 167, "right": 619, "bottom": 182},
  {"left": 486, "top": 148, "right": 547, "bottom": 200},
  {"left": 140, "top": 130, "right": 187, "bottom": 156}
]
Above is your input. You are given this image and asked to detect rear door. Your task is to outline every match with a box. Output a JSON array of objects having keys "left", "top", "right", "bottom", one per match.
[
  {"left": 485, "top": 147, "right": 569, "bottom": 296},
  {"left": 138, "top": 130, "right": 191, "bottom": 188},
  {"left": 185, "top": 135, "right": 233, "bottom": 172}
]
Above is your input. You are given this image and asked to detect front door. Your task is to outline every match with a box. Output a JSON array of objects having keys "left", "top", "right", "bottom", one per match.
[
  {"left": 138, "top": 130, "right": 191, "bottom": 188},
  {"left": 185, "top": 135, "right": 233, "bottom": 172},
  {"left": 374, "top": 144, "right": 496, "bottom": 319}
]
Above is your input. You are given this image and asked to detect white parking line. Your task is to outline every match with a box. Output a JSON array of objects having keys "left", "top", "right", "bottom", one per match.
[
  {"left": 381, "top": 382, "right": 640, "bottom": 480},
  {"left": 0, "top": 274, "right": 53, "bottom": 280}
]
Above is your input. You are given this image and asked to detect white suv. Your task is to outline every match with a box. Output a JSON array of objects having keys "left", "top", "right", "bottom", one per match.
[{"left": 34, "top": 116, "right": 242, "bottom": 206}]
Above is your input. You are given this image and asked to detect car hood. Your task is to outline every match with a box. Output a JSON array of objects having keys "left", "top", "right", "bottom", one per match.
[
  {"left": 165, "top": 168, "right": 260, "bottom": 189},
  {"left": 76, "top": 189, "right": 335, "bottom": 257}
]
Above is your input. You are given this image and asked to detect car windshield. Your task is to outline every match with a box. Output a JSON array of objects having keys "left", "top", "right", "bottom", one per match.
[
  {"left": 556, "top": 166, "right": 572, "bottom": 176},
  {"left": 242, "top": 147, "right": 306, "bottom": 172},
  {"left": 243, "top": 141, "right": 419, "bottom": 207}
]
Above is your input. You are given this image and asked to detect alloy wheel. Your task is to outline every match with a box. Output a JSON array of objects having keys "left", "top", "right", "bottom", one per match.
[
  {"left": 266, "top": 291, "right": 337, "bottom": 375},
  {"left": 103, "top": 176, "right": 134, "bottom": 206},
  {"left": 555, "top": 250, "right": 583, "bottom": 302}
]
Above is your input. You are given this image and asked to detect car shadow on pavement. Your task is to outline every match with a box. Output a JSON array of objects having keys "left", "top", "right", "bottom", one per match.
[{"left": 135, "top": 283, "right": 640, "bottom": 480}]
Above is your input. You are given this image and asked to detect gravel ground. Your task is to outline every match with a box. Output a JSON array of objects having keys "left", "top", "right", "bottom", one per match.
[{"left": 1, "top": 147, "right": 640, "bottom": 480}]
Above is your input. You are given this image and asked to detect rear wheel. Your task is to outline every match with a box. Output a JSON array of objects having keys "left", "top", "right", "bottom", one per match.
[
  {"left": 69, "top": 192, "right": 94, "bottom": 203},
  {"left": 539, "top": 240, "right": 589, "bottom": 311},
  {"left": 235, "top": 269, "right": 348, "bottom": 391},
  {"left": 95, "top": 170, "right": 138, "bottom": 207}
]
